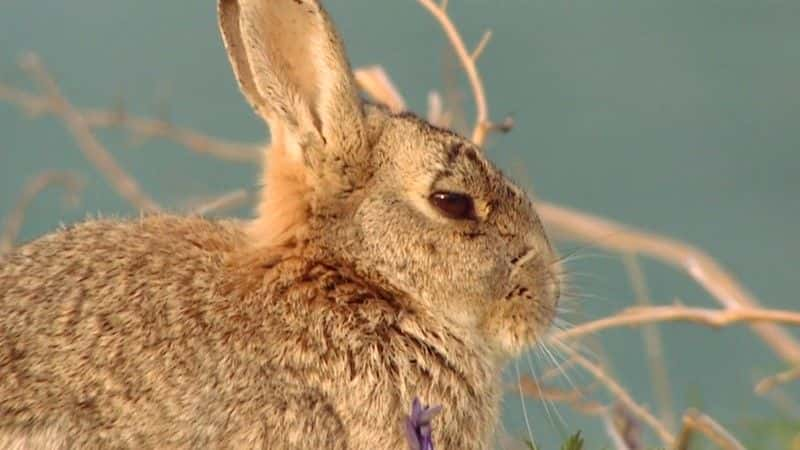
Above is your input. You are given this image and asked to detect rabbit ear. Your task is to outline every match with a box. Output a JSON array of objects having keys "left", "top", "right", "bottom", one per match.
[{"left": 218, "top": 0, "right": 367, "bottom": 171}]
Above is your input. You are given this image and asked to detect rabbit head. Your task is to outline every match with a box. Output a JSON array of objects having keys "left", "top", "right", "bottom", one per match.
[{"left": 218, "top": 0, "right": 560, "bottom": 359}]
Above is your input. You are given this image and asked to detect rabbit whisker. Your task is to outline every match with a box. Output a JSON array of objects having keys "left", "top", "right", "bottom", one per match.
[{"left": 514, "top": 360, "right": 538, "bottom": 449}]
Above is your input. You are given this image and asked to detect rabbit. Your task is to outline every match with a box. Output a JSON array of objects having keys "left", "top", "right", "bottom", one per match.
[{"left": 0, "top": 0, "right": 561, "bottom": 448}]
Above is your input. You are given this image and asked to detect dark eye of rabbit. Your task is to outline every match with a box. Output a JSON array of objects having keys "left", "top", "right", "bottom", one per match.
[{"left": 429, "top": 191, "right": 476, "bottom": 220}]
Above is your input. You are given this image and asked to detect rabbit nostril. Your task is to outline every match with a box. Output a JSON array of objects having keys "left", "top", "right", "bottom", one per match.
[
  {"left": 503, "top": 286, "right": 530, "bottom": 301},
  {"left": 510, "top": 247, "right": 533, "bottom": 266}
]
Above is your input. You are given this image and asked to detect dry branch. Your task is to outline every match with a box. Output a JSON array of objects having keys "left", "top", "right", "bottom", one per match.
[
  {"left": 416, "top": 0, "right": 492, "bottom": 146},
  {"left": 426, "top": 91, "right": 449, "bottom": 128},
  {"left": 470, "top": 30, "right": 493, "bottom": 62},
  {"left": 517, "top": 375, "right": 606, "bottom": 416},
  {"left": 603, "top": 413, "right": 634, "bottom": 450},
  {"left": 18, "top": 54, "right": 162, "bottom": 213},
  {"left": 190, "top": 189, "right": 251, "bottom": 216},
  {"left": 556, "top": 343, "right": 676, "bottom": 447},
  {"left": 0, "top": 84, "right": 261, "bottom": 163},
  {"left": 623, "top": 254, "right": 675, "bottom": 431},
  {"left": 755, "top": 365, "right": 800, "bottom": 395},
  {"left": 609, "top": 404, "right": 644, "bottom": 450},
  {"left": 552, "top": 305, "right": 800, "bottom": 342},
  {"left": 354, "top": 66, "right": 407, "bottom": 113},
  {"left": 602, "top": 404, "right": 647, "bottom": 450},
  {"left": 538, "top": 201, "right": 800, "bottom": 364},
  {"left": 674, "top": 408, "right": 746, "bottom": 450},
  {"left": 0, "top": 171, "right": 84, "bottom": 255}
]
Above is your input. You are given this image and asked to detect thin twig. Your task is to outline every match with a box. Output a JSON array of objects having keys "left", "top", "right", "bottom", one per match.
[
  {"left": 539, "top": 356, "right": 580, "bottom": 384},
  {"left": 354, "top": 66, "right": 406, "bottom": 113},
  {"left": 674, "top": 408, "right": 746, "bottom": 450},
  {"left": 470, "top": 30, "right": 493, "bottom": 62},
  {"left": 0, "top": 84, "right": 261, "bottom": 163},
  {"left": 0, "top": 171, "right": 84, "bottom": 255},
  {"left": 556, "top": 343, "right": 676, "bottom": 447},
  {"left": 603, "top": 413, "right": 633, "bottom": 450},
  {"left": 426, "top": 91, "right": 447, "bottom": 127},
  {"left": 416, "top": 0, "right": 491, "bottom": 146},
  {"left": 754, "top": 365, "right": 800, "bottom": 395},
  {"left": 19, "top": 53, "right": 162, "bottom": 213},
  {"left": 517, "top": 376, "right": 606, "bottom": 416},
  {"left": 759, "top": 386, "right": 800, "bottom": 417},
  {"left": 552, "top": 305, "right": 800, "bottom": 342},
  {"left": 623, "top": 253, "right": 675, "bottom": 431},
  {"left": 440, "top": 49, "right": 468, "bottom": 134},
  {"left": 538, "top": 201, "right": 800, "bottom": 364},
  {"left": 190, "top": 189, "right": 251, "bottom": 216},
  {"left": 610, "top": 404, "right": 644, "bottom": 450}
]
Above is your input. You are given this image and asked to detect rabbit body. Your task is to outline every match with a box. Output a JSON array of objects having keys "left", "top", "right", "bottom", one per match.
[
  {"left": 0, "top": 0, "right": 559, "bottom": 448},
  {"left": 0, "top": 216, "right": 498, "bottom": 449}
]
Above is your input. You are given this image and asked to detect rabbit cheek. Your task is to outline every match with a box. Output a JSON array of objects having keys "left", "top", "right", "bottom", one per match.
[{"left": 354, "top": 196, "right": 506, "bottom": 318}]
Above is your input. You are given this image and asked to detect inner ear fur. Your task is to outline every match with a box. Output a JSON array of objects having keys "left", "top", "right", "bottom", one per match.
[{"left": 217, "top": 0, "right": 367, "bottom": 167}]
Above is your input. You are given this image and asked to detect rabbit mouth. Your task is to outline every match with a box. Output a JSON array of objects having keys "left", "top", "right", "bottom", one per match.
[
  {"left": 503, "top": 286, "right": 534, "bottom": 302},
  {"left": 500, "top": 254, "right": 561, "bottom": 341}
]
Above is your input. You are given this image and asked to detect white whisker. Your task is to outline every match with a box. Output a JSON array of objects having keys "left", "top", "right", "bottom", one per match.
[
  {"left": 514, "top": 360, "right": 537, "bottom": 449},
  {"left": 525, "top": 350, "right": 567, "bottom": 429},
  {"left": 539, "top": 341, "right": 577, "bottom": 393}
]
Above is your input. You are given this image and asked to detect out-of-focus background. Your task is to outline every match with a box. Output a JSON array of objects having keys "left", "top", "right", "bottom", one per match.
[{"left": 2, "top": 0, "right": 799, "bottom": 448}]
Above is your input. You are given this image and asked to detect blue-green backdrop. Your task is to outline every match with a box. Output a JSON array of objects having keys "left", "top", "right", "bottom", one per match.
[{"left": 2, "top": 0, "right": 799, "bottom": 447}]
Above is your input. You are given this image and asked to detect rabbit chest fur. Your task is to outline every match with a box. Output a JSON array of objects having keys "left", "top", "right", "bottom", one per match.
[{"left": 0, "top": 216, "right": 500, "bottom": 449}]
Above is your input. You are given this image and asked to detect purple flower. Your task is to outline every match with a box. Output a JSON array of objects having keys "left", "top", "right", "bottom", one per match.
[{"left": 405, "top": 397, "right": 443, "bottom": 450}]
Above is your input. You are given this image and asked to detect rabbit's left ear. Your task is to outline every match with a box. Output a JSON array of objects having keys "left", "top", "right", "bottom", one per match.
[{"left": 218, "top": 0, "right": 368, "bottom": 186}]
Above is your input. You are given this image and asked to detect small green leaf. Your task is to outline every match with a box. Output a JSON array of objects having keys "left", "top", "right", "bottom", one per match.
[{"left": 560, "top": 431, "right": 584, "bottom": 450}]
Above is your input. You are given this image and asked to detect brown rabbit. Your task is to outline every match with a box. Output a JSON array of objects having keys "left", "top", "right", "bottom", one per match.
[{"left": 0, "top": 0, "right": 561, "bottom": 448}]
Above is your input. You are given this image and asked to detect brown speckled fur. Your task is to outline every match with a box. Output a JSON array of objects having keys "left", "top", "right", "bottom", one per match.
[{"left": 0, "top": 0, "right": 560, "bottom": 448}]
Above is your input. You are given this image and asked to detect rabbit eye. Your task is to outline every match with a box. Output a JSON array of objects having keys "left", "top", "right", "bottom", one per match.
[{"left": 429, "top": 191, "right": 476, "bottom": 220}]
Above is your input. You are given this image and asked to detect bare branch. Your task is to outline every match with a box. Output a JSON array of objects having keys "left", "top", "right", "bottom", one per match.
[
  {"left": 0, "top": 84, "right": 261, "bottom": 163},
  {"left": 603, "top": 413, "right": 633, "bottom": 450},
  {"left": 556, "top": 343, "right": 676, "bottom": 447},
  {"left": 353, "top": 66, "right": 406, "bottom": 113},
  {"left": 754, "top": 365, "right": 800, "bottom": 395},
  {"left": 470, "top": 30, "right": 493, "bottom": 62},
  {"left": 488, "top": 115, "right": 514, "bottom": 134},
  {"left": 0, "top": 171, "right": 84, "bottom": 255},
  {"left": 517, "top": 376, "right": 607, "bottom": 416},
  {"left": 426, "top": 90, "right": 452, "bottom": 128},
  {"left": 609, "top": 404, "right": 645, "bottom": 450},
  {"left": 538, "top": 201, "right": 800, "bottom": 363},
  {"left": 416, "top": 0, "right": 491, "bottom": 146},
  {"left": 19, "top": 53, "right": 162, "bottom": 213},
  {"left": 623, "top": 254, "right": 675, "bottom": 431},
  {"left": 674, "top": 408, "right": 746, "bottom": 450},
  {"left": 190, "top": 189, "right": 251, "bottom": 216},
  {"left": 552, "top": 305, "right": 800, "bottom": 342}
]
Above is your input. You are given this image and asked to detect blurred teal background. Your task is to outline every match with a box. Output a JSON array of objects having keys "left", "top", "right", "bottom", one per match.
[{"left": 2, "top": 0, "right": 799, "bottom": 447}]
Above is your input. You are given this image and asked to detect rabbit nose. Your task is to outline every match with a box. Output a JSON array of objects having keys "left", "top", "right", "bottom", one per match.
[{"left": 508, "top": 244, "right": 561, "bottom": 305}]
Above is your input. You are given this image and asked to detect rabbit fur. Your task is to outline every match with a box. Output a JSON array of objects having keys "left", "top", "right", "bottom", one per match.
[{"left": 0, "top": 0, "right": 561, "bottom": 448}]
